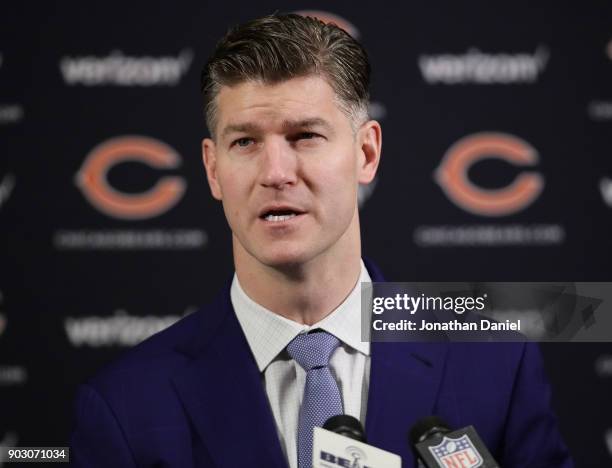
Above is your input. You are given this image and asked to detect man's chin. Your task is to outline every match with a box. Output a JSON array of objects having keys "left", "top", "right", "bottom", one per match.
[
  {"left": 259, "top": 252, "right": 310, "bottom": 270},
  {"left": 252, "top": 245, "right": 318, "bottom": 271}
]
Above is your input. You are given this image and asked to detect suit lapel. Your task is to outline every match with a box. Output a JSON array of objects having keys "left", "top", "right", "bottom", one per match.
[
  {"left": 171, "top": 287, "right": 287, "bottom": 468},
  {"left": 365, "top": 341, "right": 448, "bottom": 465},
  {"left": 363, "top": 258, "right": 449, "bottom": 466}
]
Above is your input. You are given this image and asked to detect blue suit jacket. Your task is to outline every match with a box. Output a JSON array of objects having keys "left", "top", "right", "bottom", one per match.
[{"left": 71, "top": 260, "right": 572, "bottom": 467}]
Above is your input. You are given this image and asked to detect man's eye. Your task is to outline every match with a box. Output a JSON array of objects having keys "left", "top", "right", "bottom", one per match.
[
  {"left": 233, "top": 138, "right": 253, "bottom": 148},
  {"left": 291, "top": 132, "right": 322, "bottom": 142}
]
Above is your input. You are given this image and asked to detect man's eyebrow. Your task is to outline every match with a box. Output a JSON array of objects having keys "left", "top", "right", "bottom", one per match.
[
  {"left": 281, "top": 118, "right": 334, "bottom": 133},
  {"left": 220, "top": 118, "right": 334, "bottom": 139},
  {"left": 221, "top": 122, "right": 261, "bottom": 139}
]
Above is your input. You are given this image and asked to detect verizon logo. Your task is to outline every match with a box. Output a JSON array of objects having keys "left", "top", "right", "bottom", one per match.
[
  {"left": 0, "top": 174, "right": 15, "bottom": 209},
  {"left": 601, "top": 177, "right": 612, "bottom": 207},
  {"left": 0, "top": 432, "right": 18, "bottom": 467},
  {"left": 419, "top": 46, "right": 549, "bottom": 84},
  {"left": 64, "top": 308, "right": 193, "bottom": 347},
  {"left": 59, "top": 49, "right": 193, "bottom": 86},
  {"left": 595, "top": 354, "right": 612, "bottom": 377},
  {"left": 0, "top": 105, "right": 24, "bottom": 124},
  {"left": 588, "top": 101, "right": 612, "bottom": 121},
  {"left": 0, "top": 288, "right": 5, "bottom": 338}
]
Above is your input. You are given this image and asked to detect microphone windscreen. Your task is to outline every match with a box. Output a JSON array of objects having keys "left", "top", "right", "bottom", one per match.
[
  {"left": 409, "top": 416, "right": 451, "bottom": 445},
  {"left": 323, "top": 415, "right": 367, "bottom": 443}
]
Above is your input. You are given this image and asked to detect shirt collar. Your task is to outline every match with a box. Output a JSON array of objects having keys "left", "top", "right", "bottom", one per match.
[{"left": 231, "top": 260, "right": 371, "bottom": 372}]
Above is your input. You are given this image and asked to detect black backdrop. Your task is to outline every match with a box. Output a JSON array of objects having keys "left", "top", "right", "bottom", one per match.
[{"left": 1, "top": 2, "right": 611, "bottom": 466}]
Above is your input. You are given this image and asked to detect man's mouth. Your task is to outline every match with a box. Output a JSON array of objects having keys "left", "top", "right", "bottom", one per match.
[{"left": 259, "top": 208, "right": 304, "bottom": 222}]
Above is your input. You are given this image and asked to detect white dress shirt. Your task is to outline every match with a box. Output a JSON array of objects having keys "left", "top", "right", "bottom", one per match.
[{"left": 231, "top": 260, "right": 372, "bottom": 468}]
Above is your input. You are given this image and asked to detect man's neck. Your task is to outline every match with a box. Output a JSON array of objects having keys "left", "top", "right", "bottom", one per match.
[{"left": 233, "top": 241, "right": 362, "bottom": 326}]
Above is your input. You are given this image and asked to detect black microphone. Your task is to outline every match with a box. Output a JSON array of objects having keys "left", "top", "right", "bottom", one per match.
[
  {"left": 323, "top": 415, "right": 367, "bottom": 443},
  {"left": 409, "top": 416, "right": 500, "bottom": 468}
]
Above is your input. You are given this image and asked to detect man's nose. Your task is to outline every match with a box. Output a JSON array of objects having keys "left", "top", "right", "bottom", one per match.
[{"left": 258, "top": 138, "right": 298, "bottom": 189}]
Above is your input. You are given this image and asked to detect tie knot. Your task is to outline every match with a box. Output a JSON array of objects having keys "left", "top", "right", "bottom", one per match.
[{"left": 286, "top": 331, "right": 341, "bottom": 371}]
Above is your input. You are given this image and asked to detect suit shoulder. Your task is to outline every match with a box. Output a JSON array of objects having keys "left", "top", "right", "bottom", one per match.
[
  {"left": 449, "top": 340, "right": 534, "bottom": 369},
  {"left": 86, "top": 292, "right": 227, "bottom": 395}
]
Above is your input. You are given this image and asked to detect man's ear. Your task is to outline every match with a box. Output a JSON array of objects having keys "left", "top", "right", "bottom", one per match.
[
  {"left": 356, "top": 120, "right": 382, "bottom": 184},
  {"left": 202, "top": 138, "right": 223, "bottom": 200}
]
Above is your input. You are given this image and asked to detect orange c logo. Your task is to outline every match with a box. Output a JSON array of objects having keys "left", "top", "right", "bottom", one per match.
[
  {"left": 294, "top": 10, "right": 360, "bottom": 38},
  {"left": 0, "top": 314, "right": 6, "bottom": 338},
  {"left": 435, "top": 132, "right": 544, "bottom": 217},
  {"left": 76, "top": 136, "right": 186, "bottom": 220}
]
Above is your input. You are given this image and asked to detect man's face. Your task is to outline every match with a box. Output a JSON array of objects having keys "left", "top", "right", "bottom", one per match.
[{"left": 202, "top": 75, "right": 380, "bottom": 269}]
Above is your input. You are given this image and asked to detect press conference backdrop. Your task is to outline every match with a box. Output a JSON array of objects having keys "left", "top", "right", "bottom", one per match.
[{"left": 1, "top": 1, "right": 611, "bottom": 465}]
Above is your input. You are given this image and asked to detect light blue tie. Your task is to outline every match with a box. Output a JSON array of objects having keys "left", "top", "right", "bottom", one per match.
[{"left": 287, "top": 330, "right": 343, "bottom": 468}]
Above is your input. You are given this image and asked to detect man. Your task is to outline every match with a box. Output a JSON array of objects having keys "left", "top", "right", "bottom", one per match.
[{"left": 71, "top": 14, "right": 572, "bottom": 467}]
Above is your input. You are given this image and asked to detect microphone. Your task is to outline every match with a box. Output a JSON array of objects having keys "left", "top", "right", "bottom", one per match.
[
  {"left": 323, "top": 414, "right": 367, "bottom": 442},
  {"left": 313, "top": 415, "right": 401, "bottom": 467},
  {"left": 409, "top": 416, "right": 500, "bottom": 468}
]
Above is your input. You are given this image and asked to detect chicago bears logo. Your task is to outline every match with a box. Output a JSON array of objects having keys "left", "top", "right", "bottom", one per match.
[
  {"left": 435, "top": 132, "right": 544, "bottom": 217},
  {"left": 294, "top": 10, "right": 360, "bottom": 38},
  {"left": 75, "top": 136, "right": 186, "bottom": 220}
]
